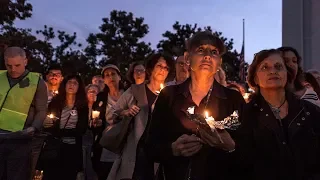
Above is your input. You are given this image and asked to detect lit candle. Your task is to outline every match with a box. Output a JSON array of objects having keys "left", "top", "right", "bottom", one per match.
[
  {"left": 204, "top": 111, "right": 216, "bottom": 131},
  {"left": 92, "top": 110, "right": 100, "bottom": 119},
  {"left": 47, "top": 113, "right": 58, "bottom": 120},
  {"left": 53, "top": 90, "right": 58, "bottom": 96},
  {"left": 243, "top": 93, "right": 250, "bottom": 100},
  {"left": 48, "top": 114, "right": 54, "bottom": 119},
  {"left": 155, "top": 83, "right": 165, "bottom": 94}
]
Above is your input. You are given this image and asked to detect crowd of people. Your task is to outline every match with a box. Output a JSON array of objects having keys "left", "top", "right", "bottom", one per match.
[{"left": 0, "top": 31, "right": 320, "bottom": 180}]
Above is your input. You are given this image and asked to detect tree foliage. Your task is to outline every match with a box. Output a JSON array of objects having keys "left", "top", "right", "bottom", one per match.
[
  {"left": 1, "top": 0, "right": 246, "bottom": 83},
  {"left": 157, "top": 21, "right": 242, "bottom": 81},
  {"left": 84, "top": 10, "right": 153, "bottom": 74},
  {"left": 0, "top": 0, "right": 33, "bottom": 26}
]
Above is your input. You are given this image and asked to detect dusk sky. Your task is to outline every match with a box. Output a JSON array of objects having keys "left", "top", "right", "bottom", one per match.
[{"left": 16, "top": 0, "right": 282, "bottom": 63}]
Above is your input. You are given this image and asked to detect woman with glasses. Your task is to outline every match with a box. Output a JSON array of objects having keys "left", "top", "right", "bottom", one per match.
[
  {"left": 145, "top": 31, "right": 245, "bottom": 180},
  {"left": 105, "top": 53, "right": 174, "bottom": 180},
  {"left": 126, "top": 61, "right": 146, "bottom": 85},
  {"left": 166, "top": 56, "right": 190, "bottom": 86},
  {"left": 238, "top": 49, "right": 320, "bottom": 179}
]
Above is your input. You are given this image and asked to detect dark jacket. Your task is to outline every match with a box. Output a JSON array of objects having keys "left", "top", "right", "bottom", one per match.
[
  {"left": 91, "top": 90, "right": 108, "bottom": 166},
  {"left": 45, "top": 103, "right": 89, "bottom": 146},
  {"left": 145, "top": 78, "right": 246, "bottom": 180},
  {"left": 237, "top": 92, "right": 320, "bottom": 180}
]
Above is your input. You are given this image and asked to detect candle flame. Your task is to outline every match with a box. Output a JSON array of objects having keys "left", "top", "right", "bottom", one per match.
[
  {"left": 204, "top": 111, "right": 209, "bottom": 118},
  {"left": 243, "top": 93, "right": 250, "bottom": 100},
  {"left": 48, "top": 114, "right": 54, "bottom": 119}
]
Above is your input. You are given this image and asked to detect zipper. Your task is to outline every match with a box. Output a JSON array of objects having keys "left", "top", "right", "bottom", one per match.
[{"left": 288, "top": 108, "right": 304, "bottom": 128}]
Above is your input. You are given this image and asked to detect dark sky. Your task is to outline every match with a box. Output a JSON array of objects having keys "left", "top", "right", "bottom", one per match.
[{"left": 16, "top": 0, "right": 282, "bottom": 63}]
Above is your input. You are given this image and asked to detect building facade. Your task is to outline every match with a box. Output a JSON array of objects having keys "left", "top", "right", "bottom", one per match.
[{"left": 282, "top": 0, "right": 320, "bottom": 70}]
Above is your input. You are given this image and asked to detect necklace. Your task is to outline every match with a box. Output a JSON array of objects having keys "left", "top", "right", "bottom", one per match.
[{"left": 268, "top": 98, "right": 287, "bottom": 114}]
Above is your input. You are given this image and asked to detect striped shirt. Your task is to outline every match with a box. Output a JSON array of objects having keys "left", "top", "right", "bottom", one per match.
[{"left": 60, "top": 106, "right": 78, "bottom": 144}]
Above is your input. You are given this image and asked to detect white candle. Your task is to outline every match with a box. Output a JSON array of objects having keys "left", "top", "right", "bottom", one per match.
[
  {"left": 53, "top": 90, "right": 58, "bottom": 95},
  {"left": 243, "top": 93, "right": 250, "bottom": 100},
  {"left": 155, "top": 83, "right": 165, "bottom": 94},
  {"left": 92, "top": 111, "right": 100, "bottom": 119},
  {"left": 204, "top": 111, "right": 216, "bottom": 131}
]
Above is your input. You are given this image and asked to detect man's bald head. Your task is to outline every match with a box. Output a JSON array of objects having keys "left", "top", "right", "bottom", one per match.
[{"left": 4, "top": 47, "right": 27, "bottom": 78}]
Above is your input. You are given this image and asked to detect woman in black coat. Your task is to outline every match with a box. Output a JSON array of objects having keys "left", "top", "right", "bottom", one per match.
[
  {"left": 145, "top": 31, "right": 245, "bottom": 180},
  {"left": 237, "top": 49, "right": 320, "bottom": 180},
  {"left": 40, "top": 74, "right": 89, "bottom": 180}
]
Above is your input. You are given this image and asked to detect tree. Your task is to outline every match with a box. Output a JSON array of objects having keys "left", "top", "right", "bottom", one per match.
[
  {"left": 0, "top": 0, "right": 33, "bottom": 26},
  {"left": 84, "top": 10, "right": 153, "bottom": 75},
  {"left": 157, "top": 21, "right": 241, "bottom": 81}
]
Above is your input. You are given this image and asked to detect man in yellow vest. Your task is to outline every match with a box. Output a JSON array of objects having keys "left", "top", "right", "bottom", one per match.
[{"left": 0, "top": 47, "right": 48, "bottom": 180}]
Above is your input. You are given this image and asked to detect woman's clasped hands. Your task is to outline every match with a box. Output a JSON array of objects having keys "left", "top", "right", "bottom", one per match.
[{"left": 172, "top": 129, "right": 235, "bottom": 157}]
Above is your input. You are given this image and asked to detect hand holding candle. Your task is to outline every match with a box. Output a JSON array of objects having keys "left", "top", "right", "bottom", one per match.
[
  {"left": 204, "top": 111, "right": 216, "bottom": 132},
  {"left": 47, "top": 113, "right": 59, "bottom": 120},
  {"left": 92, "top": 110, "right": 100, "bottom": 119},
  {"left": 53, "top": 90, "right": 58, "bottom": 96}
]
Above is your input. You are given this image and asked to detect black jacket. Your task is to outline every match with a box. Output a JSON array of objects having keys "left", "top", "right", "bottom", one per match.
[
  {"left": 91, "top": 90, "right": 108, "bottom": 166},
  {"left": 237, "top": 92, "right": 320, "bottom": 180},
  {"left": 145, "top": 78, "right": 246, "bottom": 180}
]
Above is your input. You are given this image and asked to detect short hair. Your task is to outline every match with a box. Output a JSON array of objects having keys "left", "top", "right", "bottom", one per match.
[
  {"left": 247, "top": 49, "right": 294, "bottom": 92},
  {"left": 186, "top": 31, "right": 226, "bottom": 55},
  {"left": 277, "top": 46, "right": 304, "bottom": 91},
  {"left": 47, "top": 64, "right": 63, "bottom": 74},
  {"left": 145, "top": 52, "right": 175, "bottom": 78},
  {"left": 4, "top": 47, "right": 26, "bottom": 60},
  {"left": 126, "top": 61, "right": 145, "bottom": 84}
]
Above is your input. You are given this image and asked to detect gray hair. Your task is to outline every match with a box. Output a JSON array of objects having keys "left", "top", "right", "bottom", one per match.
[{"left": 4, "top": 47, "right": 26, "bottom": 61}]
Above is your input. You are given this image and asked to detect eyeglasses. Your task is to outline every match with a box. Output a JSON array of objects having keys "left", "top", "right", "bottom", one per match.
[
  {"left": 134, "top": 69, "right": 146, "bottom": 74},
  {"left": 48, "top": 73, "right": 62, "bottom": 78},
  {"left": 177, "top": 62, "right": 190, "bottom": 67},
  {"left": 155, "top": 64, "right": 169, "bottom": 71}
]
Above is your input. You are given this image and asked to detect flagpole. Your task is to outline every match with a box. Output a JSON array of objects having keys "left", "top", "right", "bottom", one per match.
[{"left": 243, "top": 18, "right": 245, "bottom": 59}]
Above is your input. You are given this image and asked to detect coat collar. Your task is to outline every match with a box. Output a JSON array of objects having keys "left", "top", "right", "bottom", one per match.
[{"left": 248, "top": 92, "right": 305, "bottom": 141}]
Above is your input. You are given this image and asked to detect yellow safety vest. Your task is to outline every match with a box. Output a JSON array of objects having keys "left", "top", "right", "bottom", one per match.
[{"left": 0, "top": 70, "right": 40, "bottom": 132}]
